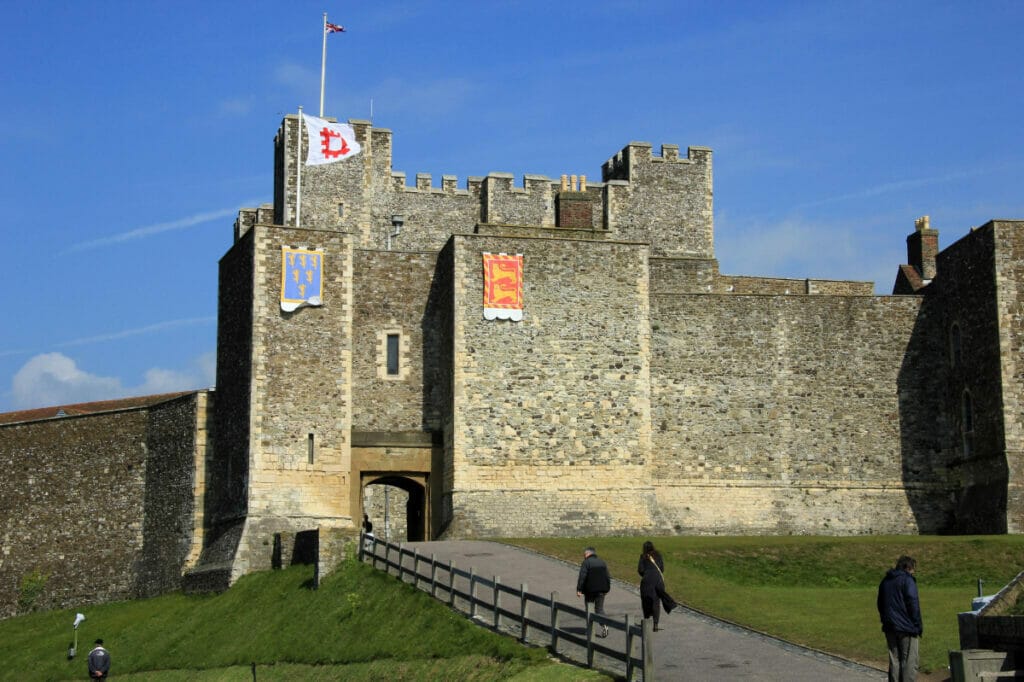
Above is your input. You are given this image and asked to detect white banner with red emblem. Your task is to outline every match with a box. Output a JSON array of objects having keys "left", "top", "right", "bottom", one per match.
[{"left": 301, "top": 113, "right": 361, "bottom": 166}]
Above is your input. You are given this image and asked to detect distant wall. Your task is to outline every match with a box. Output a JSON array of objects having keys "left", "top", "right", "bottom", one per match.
[
  {"left": 649, "top": 293, "right": 955, "bottom": 534},
  {"left": 0, "top": 394, "right": 203, "bottom": 618}
]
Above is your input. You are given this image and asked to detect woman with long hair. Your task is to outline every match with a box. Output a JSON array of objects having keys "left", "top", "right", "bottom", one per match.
[{"left": 637, "top": 540, "right": 679, "bottom": 631}]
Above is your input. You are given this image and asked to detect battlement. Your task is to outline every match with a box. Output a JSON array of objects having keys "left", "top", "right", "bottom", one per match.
[
  {"left": 273, "top": 115, "right": 715, "bottom": 257},
  {"left": 602, "top": 141, "right": 712, "bottom": 182}
]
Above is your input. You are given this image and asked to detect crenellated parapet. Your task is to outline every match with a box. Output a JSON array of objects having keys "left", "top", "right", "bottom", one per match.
[
  {"left": 602, "top": 142, "right": 714, "bottom": 258},
  {"left": 271, "top": 116, "right": 716, "bottom": 255}
]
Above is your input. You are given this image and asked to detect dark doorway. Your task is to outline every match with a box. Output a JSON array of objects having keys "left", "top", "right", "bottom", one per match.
[{"left": 363, "top": 475, "right": 427, "bottom": 542}]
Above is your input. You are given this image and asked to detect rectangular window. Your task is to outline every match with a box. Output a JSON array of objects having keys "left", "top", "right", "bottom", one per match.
[
  {"left": 386, "top": 334, "right": 400, "bottom": 375},
  {"left": 307, "top": 433, "right": 315, "bottom": 464}
]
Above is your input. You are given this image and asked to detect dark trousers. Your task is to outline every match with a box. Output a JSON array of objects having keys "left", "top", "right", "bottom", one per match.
[
  {"left": 585, "top": 592, "right": 608, "bottom": 635},
  {"left": 642, "top": 585, "right": 677, "bottom": 628}
]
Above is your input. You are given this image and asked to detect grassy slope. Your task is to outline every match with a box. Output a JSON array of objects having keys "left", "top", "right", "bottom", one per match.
[
  {"left": 1, "top": 558, "right": 606, "bottom": 682},
  {"left": 506, "top": 535, "right": 1024, "bottom": 674}
]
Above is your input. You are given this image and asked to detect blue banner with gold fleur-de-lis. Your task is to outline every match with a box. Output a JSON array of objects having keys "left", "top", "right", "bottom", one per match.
[{"left": 281, "top": 246, "right": 324, "bottom": 312}]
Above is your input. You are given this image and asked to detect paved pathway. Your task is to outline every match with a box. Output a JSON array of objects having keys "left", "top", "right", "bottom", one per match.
[{"left": 400, "top": 540, "right": 886, "bottom": 681}]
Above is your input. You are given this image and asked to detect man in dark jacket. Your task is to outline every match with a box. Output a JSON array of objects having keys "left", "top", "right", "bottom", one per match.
[
  {"left": 88, "top": 638, "right": 110, "bottom": 679},
  {"left": 877, "top": 556, "right": 922, "bottom": 682},
  {"left": 577, "top": 547, "right": 611, "bottom": 638}
]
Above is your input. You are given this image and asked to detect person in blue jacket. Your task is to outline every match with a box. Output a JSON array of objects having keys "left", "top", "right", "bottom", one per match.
[{"left": 876, "top": 556, "right": 922, "bottom": 682}]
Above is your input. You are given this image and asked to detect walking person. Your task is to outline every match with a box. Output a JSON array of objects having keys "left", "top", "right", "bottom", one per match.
[
  {"left": 577, "top": 546, "right": 611, "bottom": 638},
  {"left": 88, "top": 638, "right": 110, "bottom": 679},
  {"left": 877, "top": 555, "right": 922, "bottom": 682},
  {"left": 638, "top": 541, "right": 679, "bottom": 631}
]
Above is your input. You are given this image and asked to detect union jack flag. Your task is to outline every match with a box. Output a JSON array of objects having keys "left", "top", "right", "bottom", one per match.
[{"left": 326, "top": 21, "right": 346, "bottom": 33}]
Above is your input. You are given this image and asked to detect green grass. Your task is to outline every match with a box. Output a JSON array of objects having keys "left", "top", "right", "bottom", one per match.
[
  {"left": 505, "top": 535, "right": 1024, "bottom": 674},
  {"left": 0, "top": 557, "right": 607, "bottom": 682}
]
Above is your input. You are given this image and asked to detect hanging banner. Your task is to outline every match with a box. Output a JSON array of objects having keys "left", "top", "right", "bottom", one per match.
[
  {"left": 281, "top": 247, "right": 324, "bottom": 312},
  {"left": 482, "top": 252, "right": 524, "bottom": 321}
]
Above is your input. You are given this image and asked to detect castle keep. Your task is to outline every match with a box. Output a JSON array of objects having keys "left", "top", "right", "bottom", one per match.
[{"left": 2, "top": 115, "right": 1022, "bottom": 614}]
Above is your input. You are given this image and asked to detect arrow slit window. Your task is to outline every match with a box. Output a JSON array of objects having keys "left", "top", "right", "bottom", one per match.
[{"left": 378, "top": 328, "right": 408, "bottom": 380}]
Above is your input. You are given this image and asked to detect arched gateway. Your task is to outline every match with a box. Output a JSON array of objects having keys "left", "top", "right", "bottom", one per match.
[{"left": 351, "top": 431, "right": 442, "bottom": 542}]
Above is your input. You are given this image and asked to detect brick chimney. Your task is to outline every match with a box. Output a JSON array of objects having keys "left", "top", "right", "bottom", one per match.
[
  {"left": 907, "top": 215, "right": 939, "bottom": 280},
  {"left": 556, "top": 174, "right": 592, "bottom": 228}
]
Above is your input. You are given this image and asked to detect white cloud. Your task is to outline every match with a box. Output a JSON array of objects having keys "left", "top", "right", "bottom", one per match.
[{"left": 10, "top": 352, "right": 215, "bottom": 410}]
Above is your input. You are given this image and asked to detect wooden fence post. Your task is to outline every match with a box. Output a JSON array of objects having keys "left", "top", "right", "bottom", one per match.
[
  {"left": 448, "top": 560, "right": 456, "bottom": 607},
  {"left": 493, "top": 576, "right": 501, "bottom": 629},
  {"left": 642, "top": 616, "right": 655, "bottom": 682},
  {"left": 519, "top": 583, "right": 529, "bottom": 644},
  {"left": 412, "top": 548, "right": 419, "bottom": 589},
  {"left": 550, "top": 591, "right": 560, "bottom": 651},
  {"left": 469, "top": 567, "right": 477, "bottom": 619},
  {"left": 624, "top": 614, "right": 633, "bottom": 681},
  {"left": 430, "top": 553, "right": 437, "bottom": 598}
]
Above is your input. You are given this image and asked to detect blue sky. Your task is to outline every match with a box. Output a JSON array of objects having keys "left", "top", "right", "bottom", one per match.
[{"left": 2, "top": 1, "right": 1022, "bottom": 412}]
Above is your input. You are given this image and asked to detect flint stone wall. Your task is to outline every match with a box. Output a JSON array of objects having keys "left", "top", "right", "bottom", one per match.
[{"left": 0, "top": 393, "right": 202, "bottom": 618}]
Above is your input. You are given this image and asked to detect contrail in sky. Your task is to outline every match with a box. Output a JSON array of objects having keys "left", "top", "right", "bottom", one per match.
[
  {"left": 62, "top": 200, "right": 264, "bottom": 254},
  {"left": 54, "top": 317, "right": 216, "bottom": 348}
]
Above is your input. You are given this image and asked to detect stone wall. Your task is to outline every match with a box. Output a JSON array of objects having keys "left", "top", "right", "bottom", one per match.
[
  {"left": 992, "top": 221, "right": 1024, "bottom": 533},
  {"left": 230, "top": 223, "right": 356, "bottom": 578},
  {"left": 602, "top": 143, "right": 714, "bottom": 258},
  {"left": 351, "top": 249, "right": 444, "bottom": 432},
  {"left": 275, "top": 117, "right": 715, "bottom": 264},
  {"left": 448, "top": 233, "right": 654, "bottom": 536},
  {"left": 0, "top": 393, "right": 204, "bottom": 617},
  {"left": 136, "top": 394, "right": 206, "bottom": 597},
  {"left": 934, "top": 225, "right": 1008, "bottom": 532},
  {"left": 649, "top": 293, "right": 955, "bottom": 534}
]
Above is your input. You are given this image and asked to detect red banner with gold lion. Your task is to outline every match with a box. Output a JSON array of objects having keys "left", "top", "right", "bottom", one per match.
[{"left": 482, "top": 253, "right": 524, "bottom": 321}]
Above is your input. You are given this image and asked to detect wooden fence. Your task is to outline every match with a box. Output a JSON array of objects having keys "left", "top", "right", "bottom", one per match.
[{"left": 359, "top": 534, "right": 654, "bottom": 680}]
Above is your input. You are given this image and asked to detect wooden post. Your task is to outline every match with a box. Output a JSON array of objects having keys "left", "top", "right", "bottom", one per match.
[
  {"left": 642, "top": 616, "right": 655, "bottom": 681},
  {"left": 624, "top": 614, "right": 633, "bottom": 681},
  {"left": 469, "top": 567, "right": 477, "bottom": 619},
  {"left": 412, "top": 548, "right": 419, "bottom": 589},
  {"left": 430, "top": 553, "right": 437, "bottom": 598},
  {"left": 493, "top": 576, "right": 501, "bottom": 629},
  {"left": 550, "top": 591, "right": 560, "bottom": 651},
  {"left": 448, "top": 560, "right": 456, "bottom": 607},
  {"left": 519, "top": 583, "right": 529, "bottom": 644},
  {"left": 358, "top": 530, "right": 364, "bottom": 562},
  {"left": 397, "top": 542, "right": 404, "bottom": 579}
]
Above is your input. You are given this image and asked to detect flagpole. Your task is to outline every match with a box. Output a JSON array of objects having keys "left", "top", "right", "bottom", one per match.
[
  {"left": 296, "top": 106, "right": 303, "bottom": 227},
  {"left": 319, "top": 13, "right": 328, "bottom": 117}
]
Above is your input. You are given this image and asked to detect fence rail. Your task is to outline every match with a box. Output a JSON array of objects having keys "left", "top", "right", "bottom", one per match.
[{"left": 359, "top": 533, "right": 653, "bottom": 680}]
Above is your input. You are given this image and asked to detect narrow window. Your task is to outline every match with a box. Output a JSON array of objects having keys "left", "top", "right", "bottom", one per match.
[
  {"left": 307, "top": 433, "right": 315, "bottom": 464},
  {"left": 950, "top": 323, "right": 962, "bottom": 367},
  {"left": 386, "top": 333, "right": 400, "bottom": 375},
  {"left": 337, "top": 202, "right": 345, "bottom": 219}
]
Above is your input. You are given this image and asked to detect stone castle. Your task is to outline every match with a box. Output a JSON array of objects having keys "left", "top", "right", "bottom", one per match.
[{"left": 1, "top": 114, "right": 1021, "bottom": 616}]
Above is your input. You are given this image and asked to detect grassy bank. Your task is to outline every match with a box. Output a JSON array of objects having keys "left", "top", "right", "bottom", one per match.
[
  {"left": 506, "top": 535, "right": 1024, "bottom": 674},
  {"left": 1, "top": 558, "right": 606, "bottom": 681}
]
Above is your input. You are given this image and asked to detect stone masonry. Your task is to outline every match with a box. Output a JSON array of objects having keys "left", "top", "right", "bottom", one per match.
[{"left": 2, "top": 115, "right": 1022, "bottom": 609}]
